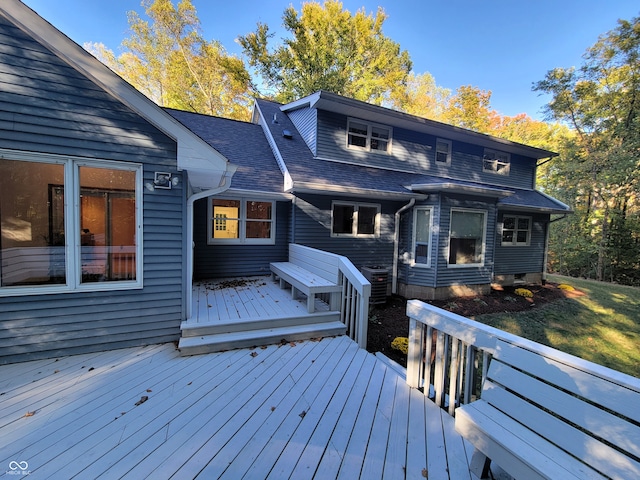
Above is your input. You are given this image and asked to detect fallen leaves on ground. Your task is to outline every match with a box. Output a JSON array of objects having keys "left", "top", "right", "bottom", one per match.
[{"left": 135, "top": 395, "right": 149, "bottom": 406}]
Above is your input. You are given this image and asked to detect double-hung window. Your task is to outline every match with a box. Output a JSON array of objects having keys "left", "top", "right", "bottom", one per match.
[
  {"left": 0, "top": 150, "right": 142, "bottom": 295},
  {"left": 501, "top": 215, "right": 531, "bottom": 246},
  {"left": 412, "top": 207, "right": 433, "bottom": 266},
  {"left": 448, "top": 209, "right": 486, "bottom": 266},
  {"left": 208, "top": 198, "right": 275, "bottom": 244},
  {"left": 347, "top": 118, "right": 392, "bottom": 153},
  {"left": 483, "top": 148, "right": 510, "bottom": 175},
  {"left": 435, "top": 139, "right": 452, "bottom": 165},
  {"left": 331, "top": 202, "right": 380, "bottom": 237}
]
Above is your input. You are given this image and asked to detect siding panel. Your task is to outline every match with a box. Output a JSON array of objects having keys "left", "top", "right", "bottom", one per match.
[
  {"left": 287, "top": 107, "right": 318, "bottom": 155},
  {"left": 0, "top": 15, "right": 185, "bottom": 364},
  {"left": 315, "top": 110, "right": 535, "bottom": 190},
  {"left": 192, "top": 198, "right": 290, "bottom": 279}
]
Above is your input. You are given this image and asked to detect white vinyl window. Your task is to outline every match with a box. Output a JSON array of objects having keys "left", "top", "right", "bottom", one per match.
[
  {"left": 331, "top": 202, "right": 380, "bottom": 237},
  {"left": 483, "top": 148, "right": 510, "bottom": 175},
  {"left": 411, "top": 207, "right": 433, "bottom": 267},
  {"left": 435, "top": 139, "right": 452, "bottom": 165},
  {"left": 208, "top": 198, "right": 275, "bottom": 244},
  {"left": 0, "top": 150, "right": 143, "bottom": 296},
  {"left": 501, "top": 215, "right": 531, "bottom": 246},
  {"left": 347, "top": 118, "right": 392, "bottom": 153},
  {"left": 448, "top": 209, "right": 486, "bottom": 267}
]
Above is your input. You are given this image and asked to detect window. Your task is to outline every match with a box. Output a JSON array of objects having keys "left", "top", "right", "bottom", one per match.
[
  {"left": 483, "top": 148, "right": 510, "bottom": 175},
  {"left": 501, "top": 215, "right": 531, "bottom": 246},
  {"left": 347, "top": 118, "right": 392, "bottom": 153},
  {"left": 208, "top": 198, "right": 275, "bottom": 244},
  {"left": 0, "top": 151, "right": 142, "bottom": 294},
  {"left": 412, "top": 207, "right": 433, "bottom": 266},
  {"left": 331, "top": 202, "right": 380, "bottom": 237},
  {"left": 448, "top": 209, "right": 486, "bottom": 266},
  {"left": 435, "top": 139, "right": 452, "bottom": 165}
]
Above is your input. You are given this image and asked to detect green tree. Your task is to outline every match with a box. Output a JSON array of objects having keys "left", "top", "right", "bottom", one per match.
[
  {"left": 238, "top": 0, "right": 412, "bottom": 104},
  {"left": 534, "top": 15, "right": 640, "bottom": 284},
  {"left": 88, "top": 0, "right": 252, "bottom": 120}
]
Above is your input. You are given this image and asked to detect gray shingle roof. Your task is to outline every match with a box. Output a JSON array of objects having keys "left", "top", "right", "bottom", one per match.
[
  {"left": 255, "top": 99, "right": 571, "bottom": 213},
  {"left": 165, "top": 108, "right": 284, "bottom": 194}
]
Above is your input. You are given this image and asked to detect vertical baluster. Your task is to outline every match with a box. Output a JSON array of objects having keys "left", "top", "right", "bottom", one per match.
[{"left": 448, "top": 338, "right": 461, "bottom": 416}]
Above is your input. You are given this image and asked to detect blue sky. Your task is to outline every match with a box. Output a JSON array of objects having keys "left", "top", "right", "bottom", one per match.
[{"left": 23, "top": 0, "right": 639, "bottom": 120}]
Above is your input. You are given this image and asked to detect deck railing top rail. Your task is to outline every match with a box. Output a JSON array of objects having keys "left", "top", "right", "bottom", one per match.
[
  {"left": 289, "top": 244, "right": 371, "bottom": 349},
  {"left": 405, "top": 299, "right": 640, "bottom": 416}
]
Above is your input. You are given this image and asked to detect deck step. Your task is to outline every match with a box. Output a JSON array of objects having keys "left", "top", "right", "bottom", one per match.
[
  {"left": 180, "top": 311, "right": 340, "bottom": 337},
  {"left": 177, "top": 321, "right": 347, "bottom": 356}
]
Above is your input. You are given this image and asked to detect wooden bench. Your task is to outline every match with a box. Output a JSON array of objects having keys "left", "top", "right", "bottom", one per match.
[
  {"left": 455, "top": 339, "right": 640, "bottom": 480},
  {"left": 270, "top": 244, "right": 343, "bottom": 313}
]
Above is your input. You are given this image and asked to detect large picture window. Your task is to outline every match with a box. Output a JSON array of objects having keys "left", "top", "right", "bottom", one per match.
[
  {"left": 448, "top": 209, "right": 486, "bottom": 266},
  {"left": 208, "top": 198, "right": 275, "bottom": 244},
  {"left": 0, "top": 151, "right": 142, "bottom": 295},
  {"left": 332, "top": 202, "right": 380, "bottom": 237},
  {"left": 412, "top": 207, "right": 433, "bottom": 266}
]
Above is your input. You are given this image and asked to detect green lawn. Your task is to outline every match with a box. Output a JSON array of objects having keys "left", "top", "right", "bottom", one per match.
[{"left": 476, "top": 274, "right": 640, "bottom": 378}]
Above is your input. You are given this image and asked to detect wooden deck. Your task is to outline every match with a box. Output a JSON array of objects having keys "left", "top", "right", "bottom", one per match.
[
  {"left": 187, "top": 276, "right": 332, "bottom": 326},
  {"left": 0, "top": 336, "right": 476, "bottom": 479}
]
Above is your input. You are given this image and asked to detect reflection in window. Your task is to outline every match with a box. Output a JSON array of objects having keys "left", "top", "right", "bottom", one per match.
[
  {"left": 0, "top": 159, "right": 66, "bottom": 286},
  {"left": 412, "top": 207, "right": 432, "bottom": 266},
  {"left": 79, "top": 167, "right": 136, "bottom": 283},
  {"left": 502, "top": 215, "right": 531, "bottom": 246},
  {"left": 331, "top": 202, "right": 380, "bottom": 237},
  {"left": 0, "top": 155, "right": 141, "bottom": 292},
  {"left": 209, "top": 198, "right": 274, "bottom": 244},
  {"left": 449, "top": 209, "right": 486, "bottom": 266}
]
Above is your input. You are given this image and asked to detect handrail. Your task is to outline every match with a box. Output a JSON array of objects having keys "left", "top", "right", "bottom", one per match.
[
  {"left": 289, "top": 244, "right": 371, "bottom": 349},
  {"left": 405, "top": 299, "right": 640, "bottom": 416},
  {"left": 337, "top": 256, "right": 371, "bottom": 349}
]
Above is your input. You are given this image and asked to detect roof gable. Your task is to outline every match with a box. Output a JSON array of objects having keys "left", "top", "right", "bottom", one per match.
[{"left": 0, "top": 0, "right": 235, "bottom": 189}]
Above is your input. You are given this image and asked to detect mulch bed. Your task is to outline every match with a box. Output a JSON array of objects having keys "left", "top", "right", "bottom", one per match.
[{"left": 366, "top": 282, "right": 579, "bottom": 367}]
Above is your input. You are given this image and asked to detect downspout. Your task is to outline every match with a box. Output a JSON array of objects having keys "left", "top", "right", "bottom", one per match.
[
  {"left": 543, "top": 213, "right": 568, "bottom": 282},
  {"left": 392, "top": 198, "right": 416, "bottom": 295},
  {"left": 185, "top": 169, "right": 235, "bottom": 320}
]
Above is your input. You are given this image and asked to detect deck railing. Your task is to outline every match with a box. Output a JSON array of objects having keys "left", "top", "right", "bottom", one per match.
[
  {"left": 336, "top": 257, "right": 371, "bottom": 349},
  {"left": 405, "top": 299, "right": 640, "bottom": 417}
]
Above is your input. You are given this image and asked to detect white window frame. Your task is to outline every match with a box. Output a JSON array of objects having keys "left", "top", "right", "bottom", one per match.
[
  {"left": 0, "top": 150, "right": 143, "bottom": 297},
  {"left": 331, "top": 201, "right": 381, "bottom": 238},
  {"left": 483, "top": 148, "right": 510, "bottom": 175},
  {"left": 501, "top": 215, "right": 532, "bottom": 246},
  {"left": 346, "top": 118, "right": 392, "bottom": 154},
  {"left": 447, "top": 208, "right": 487, "bottom": 268},
  {"left": 411, "top": 206, "right": 433, "bottom": 268},
  {"left": 435, "top": 138, "right": 452, "bottom": 165},
  {"left": 207, "top": 197, "right": 276, "bottom": 245}
]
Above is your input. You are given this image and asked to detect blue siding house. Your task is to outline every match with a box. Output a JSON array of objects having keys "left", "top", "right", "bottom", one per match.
[
  {"left": 0, "top": 1, "right": 570, "bottom": 364},
  {"left": 171, "top": 92, "right": 570, "bottom": 300},
  {"left": 0, "top": 1, "right": 236, "bottom": 364}
]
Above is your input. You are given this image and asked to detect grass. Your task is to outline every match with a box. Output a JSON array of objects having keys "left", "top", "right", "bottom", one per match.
[{"left": 475, "top": 274, "right": 640, "bottom": 378}]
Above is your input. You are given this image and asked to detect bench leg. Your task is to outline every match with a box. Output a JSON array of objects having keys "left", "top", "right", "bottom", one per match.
[
  {"left": 469, "top": 449, "right": 492, "bottom": 479},
  {"left": 307, "top": 293, "right": 315, "bottom": 313}
]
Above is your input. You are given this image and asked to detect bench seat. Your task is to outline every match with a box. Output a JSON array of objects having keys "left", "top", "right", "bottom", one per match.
[
  {"left": 455, "top": 339, "right": 640, "bottom": 480},
  {"left": 270, "top": 261, "right": 342, "bottom": 313}
]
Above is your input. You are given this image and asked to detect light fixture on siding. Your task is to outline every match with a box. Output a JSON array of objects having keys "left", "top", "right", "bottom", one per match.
[{"left": 145, "top": 171, "right": 179, "bottom": 191}]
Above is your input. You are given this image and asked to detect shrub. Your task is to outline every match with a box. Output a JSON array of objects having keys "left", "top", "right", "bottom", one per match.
[
  {"left": 515, "top": 288, "right": 533, "bottom": 298},
  {"left": 558, "top": 283, "right": 575, "bottom": 291},
  {"left": 391, "top": 337, "right": 409, "bottom": 355}
]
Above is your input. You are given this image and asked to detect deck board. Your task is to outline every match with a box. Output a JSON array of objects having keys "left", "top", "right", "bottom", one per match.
[
  {"left": 0, "top": 336, "right": 473, "bottom": 479},
  {"left": 185, "top": 276, "right": 329, "bottom": 327}
]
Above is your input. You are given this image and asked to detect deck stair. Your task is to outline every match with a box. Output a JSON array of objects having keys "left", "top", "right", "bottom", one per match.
[{"left": 178, "top": 310, "right": 344, "bottom": 356}]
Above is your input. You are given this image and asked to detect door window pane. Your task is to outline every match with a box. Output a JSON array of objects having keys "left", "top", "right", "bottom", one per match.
[{"left": 79, "top": 166, "right": 136, "bottom": 283}]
